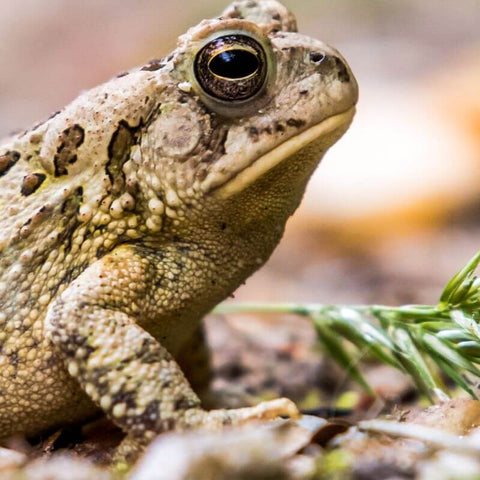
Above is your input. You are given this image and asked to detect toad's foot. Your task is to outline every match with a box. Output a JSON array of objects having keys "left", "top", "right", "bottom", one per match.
[
  {"left": 114, "top": 399, "right": 299, "bottom": 467},
  {"left": 188, "top": 398, "right": 300, "bottom": 430}
]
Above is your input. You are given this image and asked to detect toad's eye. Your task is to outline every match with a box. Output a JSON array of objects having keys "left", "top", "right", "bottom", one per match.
[
  {"left": 209, "top": 49, "right": 259, "bottom": 79},
  {"left": 194, "top": 34, "right": 267, "bottom": 102}
]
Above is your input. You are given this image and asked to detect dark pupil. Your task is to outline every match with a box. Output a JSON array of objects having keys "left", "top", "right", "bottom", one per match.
[{"left": 209, "top": 49, "right": 259, "bottom": 79}]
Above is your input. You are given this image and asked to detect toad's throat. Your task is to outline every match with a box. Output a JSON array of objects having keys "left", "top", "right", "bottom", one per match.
[{"left": 210, "top": 107, "right": 356, "bottom": 199}]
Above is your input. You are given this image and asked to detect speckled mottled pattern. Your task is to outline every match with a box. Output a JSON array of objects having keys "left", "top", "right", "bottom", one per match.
[{"left": 0, "top": 0, "right": 357, "bottom": 459}]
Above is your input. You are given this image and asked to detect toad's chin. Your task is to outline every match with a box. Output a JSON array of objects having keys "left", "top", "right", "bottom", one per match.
[{"left": 211, "top": 106, "right": 356, "bottom": 199}]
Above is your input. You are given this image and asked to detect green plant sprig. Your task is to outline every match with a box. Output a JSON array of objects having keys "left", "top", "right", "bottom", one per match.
[{"left": 214, "top": 251, "right": 480, "bottom": 402}]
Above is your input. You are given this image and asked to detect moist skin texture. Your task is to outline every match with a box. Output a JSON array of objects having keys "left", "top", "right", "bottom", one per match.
[{"left": 0, "top": 0, "right": 358, "bottom": 461}]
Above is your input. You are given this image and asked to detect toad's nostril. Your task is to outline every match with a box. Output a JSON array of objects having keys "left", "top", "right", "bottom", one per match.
[{"left": 309, "top": 51, "right": 325, "bottom": 64}]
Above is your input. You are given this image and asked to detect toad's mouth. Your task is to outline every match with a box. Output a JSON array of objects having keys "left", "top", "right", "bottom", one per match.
[{"left": 210, "top": 106, "right": 356, "bottom": 199}]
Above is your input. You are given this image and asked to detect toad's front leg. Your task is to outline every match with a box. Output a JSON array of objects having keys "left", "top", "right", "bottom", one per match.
[{"left": 45, "top": 245, "right": 299, "bottom": 461}]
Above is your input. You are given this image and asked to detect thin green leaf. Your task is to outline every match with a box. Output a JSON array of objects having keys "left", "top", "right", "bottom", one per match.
[
  {"left": 440, "top": 250, "right": 480, "bottom": 304},
  {"left": 451, "top": 310, "right": 480, "bottom": 341},
  {"left": 457, "top": 341, "right": 480, "bottom": 358},
  {"left": 421, "top": 333, "right": 480, "bottom": 377},
  {"left": 336, "top": 307, "right": 397, "bottom": 350},
  {"left": 448, "top": 277, "right": 477, "bottom": 307},
  {"left": 390, "top": 328, "right": 440, "bottom": 402},
  {"left": 433, "top": 357, "right": 478, "bottom": 399},
  {"left": 419, "top": 321, "right": 460, "bottom": 332},
  {"left": 314, "top": 320, "right": 372, "bottom": 394},
  {"left": 437, "top": 329, "right": 475, "bottom": 343},
  {"left": 317, "top": 310, "right": 400, "bottom": 369}
]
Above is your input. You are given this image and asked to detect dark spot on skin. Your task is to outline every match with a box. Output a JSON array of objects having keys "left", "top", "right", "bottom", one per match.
[
  {"left": 334, "top": 56, "right": 350, "bottom": 82},
  {"left": 116, "top": 72, "right": 129, "bottom": 78},
  {"left": 126, "top": 178, "right": 140, "bottom": 196},
  {"left": 162, "top": 379, "right": 171, "bottom": 389},
  {"left": 139, "top": 401, "right": 160, "bottom": 430},
  {"left": 111, "top": 389, "right": 138, "bottom": 410},
  {"left": 7, "top": 351, "right": 19, "bottom": 373},
  {"left": 0, "top": 151, "right": 20, "bottom": 176},
  {"left": 15, "top": 202, "right": 54, "bottom": 243},
  {"left": 309, "top": 51, "right": 325, "bottom": 64},
  {"left": 262, "top": 125, "right": 272, "bottom": 135},
  {"left": 137, "top": 338, "right": 162, "bottom": 364},
  {"left": 61, "top": 186, "right": 83, "bottom": 214},
  {"left": 18, "top": 323, "right": 31, "bottom": 334},
  {"left": 108, "top": 121, "right": 135, "bottom": 161},
  {"left": 54, "top": 125, "right": 85, "bottom": 176},
  {"left": 56, "top": 266, "right": 85, "bottom": 291},
  {"left": 141, "top": 59, "right": 166, "bottom": 71},
  {"left": 221, "top": 222, "right": 227, "bottom": 230},
  {"left": 272, "top": 13, "right": 281, "bottom": 20},
  {"left": 20, "top": 173, "right": 46, "bottom": 196},
  {"left": 29, "top": 133, "right": 43, "bottom": 144},
  {"left": 154, "top": 273, "right": 165, "bottom": 288},
  {"left": 195, "top": 167, "right": 208, "bottom": 181},
  {"left": 299, "top": 90, "right": 309, "bottom": 96},
  {"left": 249, "top": 126, "right": 259, "bottom": 141},
  {"left": 287, "top": 118, "right": 306, "bottom": 128},
  {"left": 55, "top": 188, "right": 83, "bottom": 253},
  {"left": 69, "top": 333, "right": 93, "bottom": 352},
  {"left": 211, "top": 279, "right": 216, "bottom": 286},
  {"left": 106, "top": 120, "right": 138, "bottom": 194},
  {"left": 274, "top": 121, "right": 286, "bottom": 133},
  {"left": 204, "top": 123, "right": 228, "bottom": 160},
  {"left": 21, "top": 218, "right": 32, "bottom": 229}
]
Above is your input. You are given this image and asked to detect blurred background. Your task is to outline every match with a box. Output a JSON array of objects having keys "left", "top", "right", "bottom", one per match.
[{"left": 1, "top": 0, "right": 480, "bottom": 404}]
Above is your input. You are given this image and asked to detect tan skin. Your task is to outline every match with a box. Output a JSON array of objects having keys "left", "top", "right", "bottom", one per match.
[{"left": 0, "top": 0, "right": 357, "bottom": 461}]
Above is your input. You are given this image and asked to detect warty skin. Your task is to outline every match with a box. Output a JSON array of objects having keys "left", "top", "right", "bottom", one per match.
[{"left": 0, "top": 0, "right": 358, "bottom": 460}]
